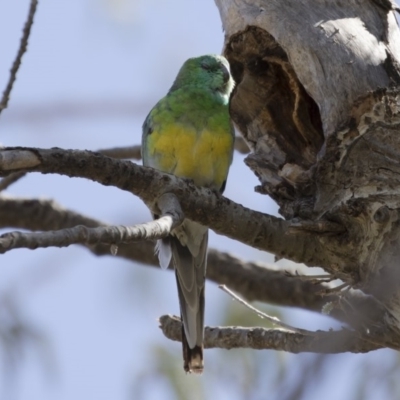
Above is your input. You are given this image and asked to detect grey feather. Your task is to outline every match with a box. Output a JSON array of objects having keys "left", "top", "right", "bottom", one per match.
[
  {"left": 155, "top": 238, "right": 172, "bottom": 270},
  {"left": 171, "top": 221, "right": 208, "bottom": 350}
]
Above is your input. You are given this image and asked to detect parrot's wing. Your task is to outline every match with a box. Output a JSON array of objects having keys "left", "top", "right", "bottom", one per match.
[{"left": 142, "top": 108, "right": 175, "bottom": 270}]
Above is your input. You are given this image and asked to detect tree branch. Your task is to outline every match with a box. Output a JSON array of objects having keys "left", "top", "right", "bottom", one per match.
[
  {"left": 0, "top": 194, "right": 393, "bottom": 349},
  {"left": 159, "top": 315, "right": 381, "bottom": 353},
  {"left": 0, "top": 142, "right": 244, "bottom": 193},
  {"left": 0, "top": 193, "right": 183, "bottom": 253},
  {"left": 234, "top": 136, "right": 250, "bottom": 154},
  {"left": 0, "top": 196, "right": 384, "bottom": 328},
  {"left": 0, "top": 144, "right": 142, "bottom": 192},
  {"left": 97, "top": 145, "right": 142, "bottom": 160},
  {"left": 0, "top": 0, "right": 38, "bottom": 115},
  {"left": 96, "top": 138, "right": 248, "bottom": 160},
  {"left": 0, "top": 147, "right": 348, "bottom": 273},
  {"left": 0, "top": 172, "right": 26, "bottom": 191}
]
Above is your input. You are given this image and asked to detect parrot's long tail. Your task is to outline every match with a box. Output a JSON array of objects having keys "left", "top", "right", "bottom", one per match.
[
  {"left": 177, "top": 278, "right": 205, "bottom": 374},
  {"left": 170, "top": 229, "right": 208, "bottom": 374}
]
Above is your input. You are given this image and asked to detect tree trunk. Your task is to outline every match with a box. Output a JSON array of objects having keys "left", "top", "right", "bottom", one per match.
[{"left": 215, "top": 0, "right": 400, "bottom": 344}]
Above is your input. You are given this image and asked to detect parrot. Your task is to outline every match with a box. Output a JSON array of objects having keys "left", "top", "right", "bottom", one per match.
[{"left": 141, "top": 54, "right": 235, "bottom": 374}]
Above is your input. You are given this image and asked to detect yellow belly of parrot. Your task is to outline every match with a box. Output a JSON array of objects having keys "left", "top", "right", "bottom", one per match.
[{"left": 146, "top": 123, "right": 233, "bottom": 190}]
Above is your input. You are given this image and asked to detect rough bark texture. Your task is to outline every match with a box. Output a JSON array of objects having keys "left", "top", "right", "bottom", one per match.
[{"left": 215, "top": 0, "right": 400, "bottom": 338}]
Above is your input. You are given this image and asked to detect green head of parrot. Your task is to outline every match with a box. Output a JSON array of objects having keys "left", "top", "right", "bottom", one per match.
[{"left": 169, "top": 54, "right": 234, "bottom": 98}]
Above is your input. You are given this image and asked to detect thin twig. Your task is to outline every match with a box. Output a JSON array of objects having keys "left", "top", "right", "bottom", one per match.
[
  {"left": 98, "top": 145, "right": 141, "bottom": 160},
  {"left": 284, "top": 270, "right": 335, "bottom": 281},
  {"left": 219, "top": 284, "right": 312, "bottom": 335},
  {"left": 0, "top": 0, "right": 39, "bottom": 115},
  {"left": 0, "top": 172, "right": 26, "bottom": 191}
]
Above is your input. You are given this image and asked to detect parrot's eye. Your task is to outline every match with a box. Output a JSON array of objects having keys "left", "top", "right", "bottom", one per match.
[{"left": 201, "top": 63, "right": 211, "bottom": 71}]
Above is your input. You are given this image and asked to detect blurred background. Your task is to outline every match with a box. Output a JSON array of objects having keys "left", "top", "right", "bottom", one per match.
[{"left": 0, "top": 1, "right": 399, "bottom": 399}]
